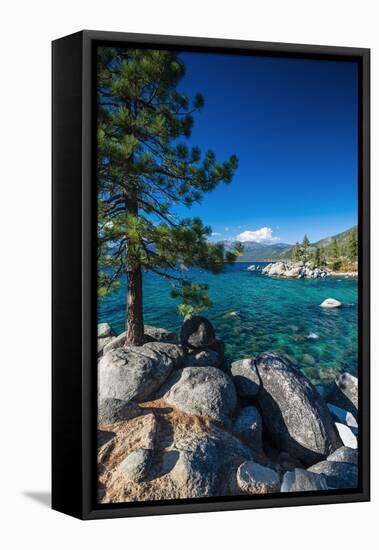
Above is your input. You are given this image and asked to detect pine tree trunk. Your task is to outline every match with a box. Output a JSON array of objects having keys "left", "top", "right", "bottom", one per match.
[
  {"left": 125, "top": 264, "right": 144, "bottom": 346},
  {"left": 125, "top": 182, "right": 144, "bottom": 347}
]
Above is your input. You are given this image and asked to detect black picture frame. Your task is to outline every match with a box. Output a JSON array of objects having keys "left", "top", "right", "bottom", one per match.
[{"left": 52, "top": 30, "right": 370, "bottom": 520}]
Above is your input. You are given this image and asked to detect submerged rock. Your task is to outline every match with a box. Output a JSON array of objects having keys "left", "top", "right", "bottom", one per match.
[
  {"left": 180, "top": 316, "right": 216, "bottom": 349},
  {"left": 308, "top": 460, "right": 358, "bottom": 489},
  {"left": 320, "top": 298, "right": 342, "bottom": 308},
  {"left": 233, "top": 406, "right": 263, "bottom": 452},
  {"left": 254, "top": 353, "right": 342, "bottom": 466},
  {"left": 163, "top": 366, "right": 237, "bottom": 425},
  {"left": 281, "top": 468, "right": 329, "bottom": 492},
  {"left": 230, "top": 358, "right": 260, "bottom": 397},
  {"left": 237, "top": 461, "right": 280, "bottom": 494},
  {"left": 98, "top": 343, "right": 175, "bottom": 403}
]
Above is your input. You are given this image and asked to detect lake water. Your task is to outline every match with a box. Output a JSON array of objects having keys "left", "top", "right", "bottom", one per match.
[{"left": 98, "top": 262, "right": 358, "bottom": 387}]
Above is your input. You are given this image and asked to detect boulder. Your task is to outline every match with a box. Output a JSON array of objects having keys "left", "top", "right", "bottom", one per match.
[
  {"left": 254, "top": 353, "right": 342, "bottom": 466},
  {"left": 262, "top": 261, "right": 328, "bottom": 279},
  {"left": 335, "top": 423, "right": 357, "bottom": 449},
  {"left": 180, "top": 316, "right": 216, "bottom": 349},
  {"left": 139, "top": 341, "right": 183, "bottom": 368},
  {"left": 320, "top": 298, "right": 342, "bottom": 308},
  {"left": 327, "top": 446, "right": 358, "bottom": 465},
  {"left": 102, "top": 325, "right": 178, "bottom": 354},
  {"left": 143, "top": 325, "right": 178, "bottom": 344},
  {"left": 98, "top": 343, "right": 174, "bottom": 403},
  {"left": 102, "top": 331, "right": 126, "bottom": 354},
  {"left": 118, "top": 448, "right": 153, "bottom": 482},
  {"left": 230, "top": 358, "right": 260, "bottom": 397},
  {"left": 237, "top": 461, "right": 280, "bottom": 494},
  {"left": 183, "top": 349, "right": 219, "bottom": 368},
  {"left": 98, "top": 398, "right": 144, "bottom": 425},
  {"left": 233, "top": 406, "right": 263, "bottom": 452},
  {"left": 328, "top": 372, "right": 358, "bottom": 418},
  {"left": 308, "top": 460, "right": 358, "bottom": 489},
  {"left": 163, "top": 366, "right": 237, "bottom": 425},
  {"left": 98, "top": 335, "right": 116, "bottom": 357},
  {"left": 98, "top": 323, "right": 116, "bottom": 339},
  {"left": 327, "top": 403, "right": 358, "bottom": 433},
  {"left": 208, "top": 338, "right": 225, "bottom": 367},
  {"left": 281, "top": 468, "right": 329, "bottom": 492},
  {"left": 98, "top": 400, "right": 254, "bottom": 502}
]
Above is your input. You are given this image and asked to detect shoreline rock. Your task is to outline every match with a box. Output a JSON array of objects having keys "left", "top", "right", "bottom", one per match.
[
  {"left": 97, "top": 321, "right": 359, "bottom": 501},
  {"left": 262, "top": 261, "right": 329, "bottom": 279},
  {"left": 253, "top": 353, "right": 342, "bottom": 466}
]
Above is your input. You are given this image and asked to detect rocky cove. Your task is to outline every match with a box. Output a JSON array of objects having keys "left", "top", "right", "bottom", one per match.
[
  {"left": 258, "top": 260, "right": 358, "bottom": 279},
  {"left": 97, "top": 317, "right": 359, "bottom": 503}
]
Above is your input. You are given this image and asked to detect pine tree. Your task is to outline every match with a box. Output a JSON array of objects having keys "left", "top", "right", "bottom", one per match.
[
  {"left": 330, "top": 238, "right": 341, "bottom": 270},
  {"left": 292, "top": 242, "right": 301, "bottom": 262},
  {"left": 319, "top": 245, "right": 326, "bottom": 266},
  {"left": 97, "top": 47, "right": 240, "bottom": 346},
  {"left": 314, "top": 246, "right": 321, "bottom": 266},
  {"left": 301, "top": 234, "right": 310, "bottom": 262},
  {"left": 347, "top": 226, "right": 358, "bottom": 262}
]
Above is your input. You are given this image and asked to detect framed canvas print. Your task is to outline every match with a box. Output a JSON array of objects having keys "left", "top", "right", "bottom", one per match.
[{"left": 52, "top": 30, "right": 370, "bottom": 520}]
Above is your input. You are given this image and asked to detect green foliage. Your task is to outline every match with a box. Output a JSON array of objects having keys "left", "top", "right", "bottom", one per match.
[
  {"left": 330, "top": 238, "right": 341, "bottom": 270},
  {"left": 292, "top": 242, "right": 301, "bottom": 262},
  {"left": 171, "top": 282, "right": 212, "bottom": 319},
  {"left": 314, "top": 246, "right": 321, "bottom": 266},
  {"left": 301, "top": 234, "right": 310, "bottom": 261},
  {"left": 347, "top": 226, "right": 358, "bottom": 261},
  {"left": 97, "top": 47, "right": 239, "bottom": 313}
]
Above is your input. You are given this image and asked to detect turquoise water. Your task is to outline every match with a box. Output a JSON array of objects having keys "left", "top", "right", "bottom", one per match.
[{"left": 98, "top": 262, "right": 358, "bottom": 385}]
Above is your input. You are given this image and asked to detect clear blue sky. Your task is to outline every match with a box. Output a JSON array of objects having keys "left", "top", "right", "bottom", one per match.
[{"left": 174, "top": 51, "right": 358, "bottom": 245}]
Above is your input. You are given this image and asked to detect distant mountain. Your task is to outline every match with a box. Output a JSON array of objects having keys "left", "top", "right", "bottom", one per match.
[
  {"left": 221, "top": 239, "right": 292, "bottom": 262},
  {"left": 221, "top": 226, "right": 357, "bottom": 262}
]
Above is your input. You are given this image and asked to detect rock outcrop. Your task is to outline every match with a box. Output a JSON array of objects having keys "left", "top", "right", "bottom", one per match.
[
  {"left": 327, "top": 446, "right": 358, "bottom": 465},
  {"left": 262, "top": 261, "right": 329, "bottom": 279},
  {"left": 180, "top": 316, "right": 216, "bottom": 349},
  {"left": 98, "top": 399, "right": 254, "bottom": 503},
  {"left": 254, "top": 353, "right": 342, "bottom": 465},
  {"left": 237, "top": 461, "right": 281, "bottom": 494},
  {"left": 232, "top": 406, "right": 263, "bottom": 452},
  {"left": 98, "top": 398, "right": 144, "bottom": 425},
  {"left": 163, "top": 366, "right": 237, "bottom": 426},
  {"left": 307, "top": 460, "right": 358, "bottom": 489},
  {"left": 328, "top": 372, "right": 358, "bottom": 418},
  {"left": 230, "top": 358, "right": 260, "bottom": 397},
  {"left": 281, "top": 468, "right": 329, "bottom": 492},
  {"left": 98, "top": 343, "right": 176, "bottom": 403},
  {"left": 97, "top": 321, "right": 359, "bottom": 502}
]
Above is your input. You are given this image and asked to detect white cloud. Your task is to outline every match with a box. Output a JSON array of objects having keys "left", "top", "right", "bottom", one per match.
[
  {"left": 235, "top": 227, "right": 280, "bottom": 243},
  {"left": 224, "top": 227, "right": 230, "bottom": 232},
  {"left": 211, "top": 232, "right": 222, "bottom": 237}
]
